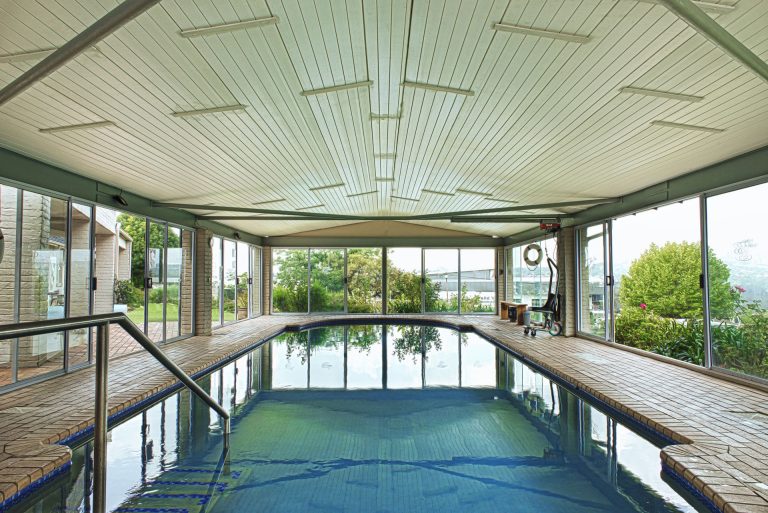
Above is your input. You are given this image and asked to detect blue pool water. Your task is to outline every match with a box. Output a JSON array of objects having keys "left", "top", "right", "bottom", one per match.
[{"left": 9, "top": 324, "right": 708, "bottom": 513}]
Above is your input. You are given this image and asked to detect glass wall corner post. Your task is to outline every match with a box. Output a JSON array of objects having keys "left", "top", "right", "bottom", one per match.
[
  {"left": 458, "top": 249, "right": 462, "bottom": 314},
  {"left": 421, "top": 249, "right": 426, "bottom": 314},
  {"left": 344, "top": 248, "right": 349, "bottom": 314},
  {"left": 606, "top": 220, "right": 615, "bottom": 342},
  {"left": 381, "top": 247, "right": 387, "bottom": 315},
  {"left": 699, "top": 194, "right": 713, "bottom": 368}
]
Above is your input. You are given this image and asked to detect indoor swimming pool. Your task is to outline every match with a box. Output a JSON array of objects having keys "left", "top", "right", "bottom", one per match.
[{"left": 8, "top": 324, "right": 709, "bottom": 513}]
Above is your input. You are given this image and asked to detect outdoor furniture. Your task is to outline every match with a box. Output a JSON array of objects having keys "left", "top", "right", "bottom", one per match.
[{"left": 500, "top": 301, "right": 527, "bottom": 324}]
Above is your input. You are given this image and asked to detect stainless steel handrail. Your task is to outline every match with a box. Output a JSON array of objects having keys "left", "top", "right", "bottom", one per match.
[{"left": 0, "top": 313, "right": 231, "bottom": 513}]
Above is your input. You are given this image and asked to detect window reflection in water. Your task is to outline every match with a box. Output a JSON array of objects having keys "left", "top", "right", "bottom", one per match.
[{"left": 12, "top": 325, "right": 702, "bottom": 513}]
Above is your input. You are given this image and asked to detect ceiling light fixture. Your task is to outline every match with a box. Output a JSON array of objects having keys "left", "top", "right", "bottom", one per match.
[
  {"left": 39, "top": 120, "right": 115, "bottom": 133},
  {"left": 493, "top": 23, "right": 590, "bottom": 43},
  {"left": 422, "top": 189, "right": 455, "bottom": 197},
  {"left": 402, "top": 81, "right": 474, "bottom": 96},
  {"left": 650, "top": 120, "right": 725, "bottom": 133},
  {"left": 347, "top": 190, "right": 377, "bottom": 198},
  {"left": 179, "top": 16, "right": 279, "bottom": 38},
  {"left": 113, "top": 192, "right": 128, "bottom": 207},
  {"left": 483, "top": 197, "right": 517, "bottom": 204},
  {"left": 309, "top": 183, "right": 345, "bottom": 192},
  {"left": 637, "top": 0, "right": 735, "bottom": 14},
  {"left": 375, "top": 177, "right": 395, "bottom": 182},
  {"left": 296, "top": 204, "right": 325, "bottom": 211},
  {"left": 374, "top": 153, "right": 396, "bottom": 159},
  {"left": 370, "top": 113, "right": 401, "bottom": 120},
  {"left": 391, "top": 195, "right": 419, "bottom": 202},
  {"left": 301, "top": 80, "right": 373, "bottom": 97},
  {"left": 457, "top": 188, "right": 492, "bottom": 197},
  {"left": 172, "top": 104, "right": 248, "bottom": 117},
  {"left": 252, "top": 198, "right": 286, "bottom": 205},
  {"left": 620, "top": 86, "right": 703, "bottom": 102},
  {"left": 0, "top": 46, "right": 100, "bottom": 64}
]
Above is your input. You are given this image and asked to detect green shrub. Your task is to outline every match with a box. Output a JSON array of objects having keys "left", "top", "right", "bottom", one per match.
[
  {"left": 615, "top": 307, "right": 678, "bottom": 351},
  {"left": 114, "top": 279, "right": 142, "bottom": 307}
]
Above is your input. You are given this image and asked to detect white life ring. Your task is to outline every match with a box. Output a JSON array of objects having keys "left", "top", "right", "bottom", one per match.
[{"left": 523, "top": 243, "right": 543, "bottom": 267}]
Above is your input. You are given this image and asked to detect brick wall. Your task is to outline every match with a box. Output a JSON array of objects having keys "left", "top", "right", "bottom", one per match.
[
  {"left": 251, "top": 246, "right": 262, "bottom": 316},
  {"left": 0, "top": 187, "right": 17, "bottom": 369},
  {"left": 558, "top": 227, "right": 577, "bottom": 337},
  {"left": 93, "top": 234, "right": 116, "bottom": 314},
  {"left": 180, "top": 230, "right": 194, "bottom": 336},
  {"left": 495, "top": 246, "right": 504, "bottom": 311},
  {"left": 194, "top": 228, "right": 212, "bottom": 336},
  {"left": 262, "top": 246, "right": 271, "bottom": 315}
]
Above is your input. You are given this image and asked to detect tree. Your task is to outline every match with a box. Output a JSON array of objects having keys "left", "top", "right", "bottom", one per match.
[
  {"left": 117, "top": 214, "right": 179, "bottom": 289},
  {"left": 618, "top": 241, "right": 737, "bottom": 319}
]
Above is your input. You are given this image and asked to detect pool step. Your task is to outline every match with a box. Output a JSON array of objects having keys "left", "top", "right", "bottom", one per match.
[{"left": 115, "top": 466, "right": 247, "bottom": 513}]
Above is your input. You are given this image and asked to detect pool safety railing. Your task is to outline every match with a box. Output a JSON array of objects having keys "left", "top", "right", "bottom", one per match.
[{"left": 0, "top": 313, "right": 231, "bottom": 513}]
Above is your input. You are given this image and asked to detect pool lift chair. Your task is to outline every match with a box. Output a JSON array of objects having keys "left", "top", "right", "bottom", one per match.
[{"left": 523, "top": 257, "right": 563, "bottom": 337}]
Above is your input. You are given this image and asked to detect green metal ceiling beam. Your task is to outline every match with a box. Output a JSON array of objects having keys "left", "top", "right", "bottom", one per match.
[
  {"left": 0, "top": 0, "right": 162, "bottom": 106},
  {"left": 450, "top": 216, "right": 565, "bottom": 223},
  {"left": 0, "top": 147, "right": 264, "bottom": 245},
  {"left": 660, "top": 0, "right": 768, "bottom": 85},
  {"left": 202, "top": 214, "right": 565, "bottom": 222},
  {"left": 158, "top": 198, "right": 614, "bottom": 221},
  {"left": 504, "top": 144, "right": 768, "bottom": 246},
  {"left": 265, "top": 236, "right": 504, "bottom": 248}
]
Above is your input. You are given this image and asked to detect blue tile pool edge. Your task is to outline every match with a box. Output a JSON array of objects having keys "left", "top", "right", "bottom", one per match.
[
  {"left": 662, "top": 462, "right": 720, "bottom": 513},
  {"left": 0, "top": 316, "right": 720, "bottom": 512}
]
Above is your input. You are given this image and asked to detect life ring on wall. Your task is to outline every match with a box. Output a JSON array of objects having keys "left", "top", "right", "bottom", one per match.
[{"left": 523, "top": 243, "right": 543, "bottom": 267}]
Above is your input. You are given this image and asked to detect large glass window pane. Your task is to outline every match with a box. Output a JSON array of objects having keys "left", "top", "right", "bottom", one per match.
[
  {"left": 309, "top": 327, "right": 344, "bottom": 388},
  {"left": 250, "top": 246, "right": 261, "bottom": 317},
  {"left": 69, "top": 203, "right": 93, "bottom": 368},
  {"left": 147, "top": 222, "right": 165, "bottom": 342},
  {"left": 17, "top": 192, "right": 67, "bottom": 381},
  {"left": 387, "top": 248, "right": 422, "bottom": 313},
  {"left": 347, "top": 248, "right": 382, "bottom": 313},
  {"left": 514, "top": 238, "right": 556, "bottom": 323},
  {"left": 0, "top": 185, "right": 18, "bottom": 386},
  {"left": 460, "top": 249, "right": 496, "bottom": 313},
  {"left": 180, "top": 229, "right": 194, "bottom": 336},
  {"left": 612, "top": 199, "right": 702, "bottom": 364},
  {"left": 309, "top": 248, "right": 345, "bottom": 313},
  {"left": 211, "top": 237, "right": 222, "bottom": 328},
  {"left": 223, "top": 240, "right": 236, "bottom": 324},
  {"left": 579, "top": 225, "right": 607, "bottom": 338},
  {"left": 504, "top": 247, "right": 514, "bottom": 301},
  {"left": 424, "top": 249, "right": 458, "bottom": 313},
  {"left": 166, "top": 227, "right": 182, "bottom": 339},
  {"left": 707, "top": 183, "right": 768, "bottom": 380},
  {"left": 347, "top": 325, "right": 382, "bottom": 389},
  {"left": 272, "top": 249, "right": 309, "bottom": 313},
  {"left": 236, "top": 242, "right": 250, "bottom": 320}
]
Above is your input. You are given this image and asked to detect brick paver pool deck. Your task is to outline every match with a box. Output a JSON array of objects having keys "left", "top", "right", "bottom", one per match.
[{"left": 1, "top": 315, "right": 767, "bottom": 512}]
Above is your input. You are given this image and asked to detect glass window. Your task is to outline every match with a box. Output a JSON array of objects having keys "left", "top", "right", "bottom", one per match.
[
  {"left": 310, "top": 249, "right": 345, "bottom": 313},
  {"left": 707, "top": 183, "right": 768, "bottom": 380},
  {"left": 211, "top": 237, "right": 222, "bottom": 327},
  {"left": 424, "top": 249, "right": 458, "bottom": 313},
  {"left": 166, "top": 227, "right": 182, "bottom": 339},
  {"left": 236, "top": 241, "right": 250, "bottom": 320},
  {"left": 578, "top": 225, "right": 608, "bottom": 338},
  {"left": 387, "top": 248, "right": 422, "bottom": 313},
  {"left": 504, "top": 246, "right": 514, "bottom": 301},
  {"left": 69, "top": 203, "right": 93, "bottom": 368},
  {"left": 17, "top": 192, "right": 67, "bottom": 381},
  {"left": 251, "top": 246, "right": 261, "bottom": 317},
  {"left": 272, "top": 249, "right": 309, "bottom": 313},
  {"left": 0, "top": 185, "right": 18, "bottom": 387},
  {"left": 223, "top": 240, "right": 237, "bottom": 324},
  {"left": 460, "top": 249, "right": 496, "bottom": 313},
  {"left": 612, "top": 199, "right": 702, "bottom": 364},
  {"left": 347, "top": 248, "right": 382, "bottom": 313},
  {"left": 511, "top": 238, "right": 557, "bottom": 322},
  {"left": 147, "top": 221, "right": 165, "bottom": 343}
]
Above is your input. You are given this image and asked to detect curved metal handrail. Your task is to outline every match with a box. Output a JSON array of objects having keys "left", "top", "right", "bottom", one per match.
[{"left": 0, "top": 313, "right": 230, "bottom": 513}]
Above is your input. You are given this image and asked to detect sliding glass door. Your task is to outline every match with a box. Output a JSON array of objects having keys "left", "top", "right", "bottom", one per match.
[
  {"left": 425, "top": 249, "right": 458, "bottom": 313},
  {"left": 578, "top": 223, "right": 610, "bottom": 339},
  {"left": 310, "top": 249, "right": 345, "bottom": 313}
]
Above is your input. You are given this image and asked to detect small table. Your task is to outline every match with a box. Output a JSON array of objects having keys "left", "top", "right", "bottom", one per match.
[{"left": 500, "top": 302, "right": 527, "bottom": 325}]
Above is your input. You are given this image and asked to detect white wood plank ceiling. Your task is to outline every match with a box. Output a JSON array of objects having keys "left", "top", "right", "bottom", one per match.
[{"left": 0, "top": 0, "right": 766, "bottom": 237}]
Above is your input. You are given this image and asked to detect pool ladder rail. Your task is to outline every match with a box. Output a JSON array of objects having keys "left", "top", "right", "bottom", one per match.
[{"left": 0, "top": 312, "right": 231, "bottom": 513}]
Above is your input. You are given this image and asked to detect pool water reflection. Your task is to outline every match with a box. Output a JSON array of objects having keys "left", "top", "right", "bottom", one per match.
[{"left": 9, "top": 325, "right": 707, "bottom": 513}]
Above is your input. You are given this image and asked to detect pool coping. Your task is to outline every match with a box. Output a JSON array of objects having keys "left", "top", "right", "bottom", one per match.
[{"left": 1, "top": 315, "right": 767, "bottom": 512}]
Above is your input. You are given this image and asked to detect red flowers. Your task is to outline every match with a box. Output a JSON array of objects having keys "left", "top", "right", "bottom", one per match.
[
  {"left": 639, "top": 303, "right": 647, "bottom": 310},
  {"left": 735, "top": 285, "right": 746, "bottom": 294}
]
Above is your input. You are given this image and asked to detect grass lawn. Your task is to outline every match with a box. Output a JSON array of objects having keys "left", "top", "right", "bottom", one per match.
[{"left": 127, "top": 304, "right": 236, "bottom": 324}]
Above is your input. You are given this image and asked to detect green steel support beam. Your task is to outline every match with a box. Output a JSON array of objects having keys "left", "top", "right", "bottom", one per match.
[
  {"left": 266, "top": 235, "right": 504, "bottom": 248},
  {"left": 660, "top": 0, "right": 768, "bottom": 85},
  {"left": 0, "top": 147, "right": 263, "bottom": 245},
  {"left": 504, "top": 144, "right": 768, "bottom": 246}
]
